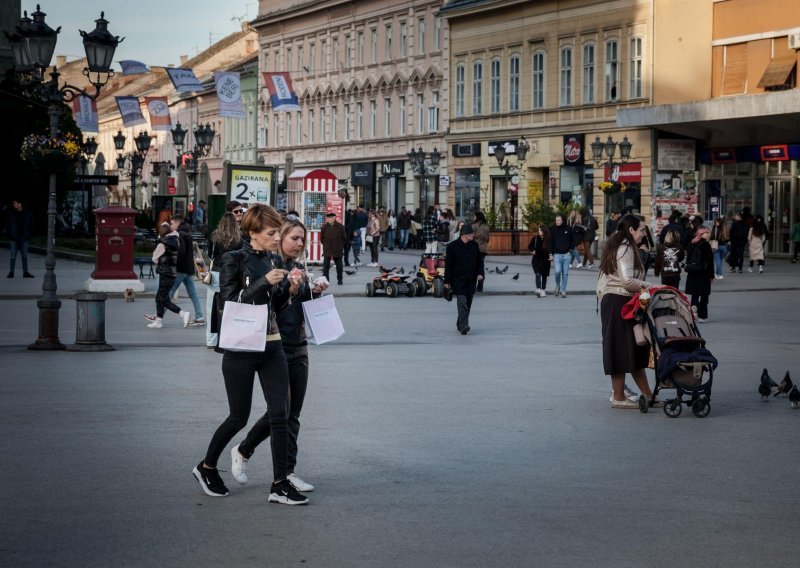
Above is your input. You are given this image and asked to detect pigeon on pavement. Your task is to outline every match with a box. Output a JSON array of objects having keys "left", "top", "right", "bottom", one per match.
[
  {"left": 512, "top": 273, "right": 520, "bottom": 280},
  {"left": 499, "top": 265, "right": 509, "bottom": 274},
  {"left": 788, "top": 385, "right": 800, "bottom": 408},
  {"left": 758, "top": 368, "right": 776, "bottom": 400},
  {"left": 775, "top": 371, "right": 793, "bottom": 397},
  {"left": 345, "top": 269, "right": 358, "bottom": 276}
]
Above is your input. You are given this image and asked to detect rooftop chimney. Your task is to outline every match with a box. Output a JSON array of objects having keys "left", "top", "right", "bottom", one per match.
[
  {"left": 56, "top": 55, "right": 67, "bottom": 67},
  {"left": 180, "top": 55, "right": 189, "bottom": 65}
]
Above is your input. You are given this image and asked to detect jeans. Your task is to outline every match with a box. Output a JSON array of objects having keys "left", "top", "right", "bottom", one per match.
[
  {"left": 713, "top": 244, "right": 728, "bottom": 276},
  {"left": 155, "top": 274, "right": 181, "bottom": 318},
  {"left": 359, "top": 228, "right": 367, "bottom": 252},
  {"left": 570, "top": 248, "right": 581, "bottom": 266},
  {"left": 9, "top": 240, "right": 29, "bottom": 274},
  {"left": 399, "top": 229, "right": 409, "bottom": 249},
  {"left": 205, "top": 271, "right": 219, "bottom": 347},
  {"left": 238, "top": 345, "right": 308, "bottom": 474},
  {"left": 456, "top": 293, "right": 474, "bottom": 331},
  {"left": 168, "top": 272, "right": 203, "bottom": 319},
  {"left": 386, "top": 229, "right": 395, "bottom": 250},
  {"left": 553, "top": 253, "right": 571, "bottom": 291},
  {"left": 425, "top": 241, "right": 438, "bottom": 254},
  {"left": 323, "top": 256, "right": 343, "bottom": 283},
  {"left": 205, "top": 342, "right": 289, "bottom": 481},
  {"left": 350, "top": 240, "right": 361, "bottom": 264}
]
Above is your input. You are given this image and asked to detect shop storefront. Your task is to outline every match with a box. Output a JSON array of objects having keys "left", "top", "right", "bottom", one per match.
[
  {"left": 378, "top": 160, "right": 405, "bottom": 214},
  {"left": 561, "top": 134, "right": 593, "bottom": 208},
  {"left": 350, "top": 162, "right": 376, "bottom": 210}
]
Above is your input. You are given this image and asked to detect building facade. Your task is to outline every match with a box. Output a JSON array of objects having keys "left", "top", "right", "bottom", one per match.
[{"left": 252, "top": 0, "right": 448, "bottom": 215}]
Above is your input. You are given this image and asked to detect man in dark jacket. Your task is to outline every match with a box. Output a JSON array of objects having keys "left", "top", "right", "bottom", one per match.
[
  {"left": 549, "top": 215, "right": 576, "bottom": 297},
  {"left": 166, "top": 214, "right": 204, "bottom": 325},
  {"left": 5, "top": 200, "right": 34, "bottom": 278},
  {"left": 320, "top": 212, "right": 347, "bottom": 285},
  {"left": 444, "top": 223, "right": 484, "bottom": 335},
  {"left": 728, "top": 211, "right": 749, "bottom": 273}
]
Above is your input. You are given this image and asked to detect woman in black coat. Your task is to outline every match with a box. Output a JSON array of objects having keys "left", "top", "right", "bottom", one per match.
[
  {"left": 684, "top": 226, "right": 715, "bottom": 323},
  {"left": 528, "top": 225, "right": 551, "bottom": 298}
]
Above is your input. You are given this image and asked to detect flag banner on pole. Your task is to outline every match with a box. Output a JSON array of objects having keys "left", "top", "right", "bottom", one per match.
[
  {"left": 72, "top": 96, "right": 98, "bottom": 132},
  {"left": 166, "top": 67, "right": 203, "bottom": 93},
  {"left": 119, "top": 60, "right": 149, "bottom": 75},
  {"left": 261, "top": 72, "right": 300, "bottom": 111},
  {"left": 215, "top": 72, "right": 245, "bottom": 118},
  {"left": 115, "top": 96, "right": 147, "bottom": 127},
  {"left": 144, "top": 96, "right": 172, "bottom": 131}
]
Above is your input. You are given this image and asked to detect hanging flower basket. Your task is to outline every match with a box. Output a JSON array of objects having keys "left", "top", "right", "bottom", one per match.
[
  {"left": 20, "top": 133, "right": 82, "bottom": 172},
  {"left": 598, "top": 181, "right": 627, "bottom": 195}
]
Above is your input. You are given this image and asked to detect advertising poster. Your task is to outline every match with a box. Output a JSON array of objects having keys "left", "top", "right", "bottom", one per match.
[
  {"left": 227, "top": 165, "right": 275, "bottom": 207},
  {"left": 652, "top": 171, "right": 698, "bottom": 236}
]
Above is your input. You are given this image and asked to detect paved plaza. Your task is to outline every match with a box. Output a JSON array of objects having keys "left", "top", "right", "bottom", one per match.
[{"left": 1, "top": 247, "right": 799, "bottom": 567}]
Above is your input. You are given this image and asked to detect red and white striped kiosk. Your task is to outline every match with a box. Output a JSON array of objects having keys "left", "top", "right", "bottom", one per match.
[{"left": 286, "top": 169, "right": 343, "bottom": 264}]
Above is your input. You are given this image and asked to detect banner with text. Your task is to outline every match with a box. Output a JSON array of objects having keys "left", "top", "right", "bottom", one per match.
[
  {"left": 166, "top": 67, "right": 203, "bottom": 93},
  {"left": 119, "top": 60, "right": 149, "bottom": 76},
  {"left": 144, "top": 96, "right": 172, "bottom": 131},
  {"left": 214, "top": 72, "right": 245, "bottom": 118},
  {"left": 261, "top": 72, "right": 300, "bottom": 111},
  {"left": 72, "top": 96, "right": 98, "bottom": 133},
  {"left": 115, "top": 96, "right": 146, "bottom": 128}
]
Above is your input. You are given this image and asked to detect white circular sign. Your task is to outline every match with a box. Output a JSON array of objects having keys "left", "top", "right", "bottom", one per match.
[{"left": 511, "top": 175, "right": 520, "bottom": 185}]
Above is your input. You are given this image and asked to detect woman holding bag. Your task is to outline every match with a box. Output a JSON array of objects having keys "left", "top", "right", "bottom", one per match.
[
  {"left": 231, "top": 216, "right": 328, "bottom": 494},
  {"left": 192, "top": 204, "right": 308, "bottom": 505},
  {"left": 205, "top": 212, "right": 242, "bottom": 347}
]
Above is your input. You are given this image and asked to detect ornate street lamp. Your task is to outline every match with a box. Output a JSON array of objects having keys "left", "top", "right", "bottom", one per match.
[
  {"left": 114, "top": 130, "right": 152, "bottom": 210},
  {"left": 494, "top": 137, "right": 530, "bottom": 255},
  {"left": 590, "top": 134, "right": 632, "bottom": 169},
  {"left": 407, "top": 146, "right": 441, "bottom": 214},
  {"left": 8, "top": 5, "right": 121, "bottom": 350},
  {"left": 171, "top": 122, "right": 215, "bottom": 217}
]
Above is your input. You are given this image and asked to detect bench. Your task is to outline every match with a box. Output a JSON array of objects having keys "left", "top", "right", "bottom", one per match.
[{"left": 135, "top": 256, "right": 155, "bottom": 279}]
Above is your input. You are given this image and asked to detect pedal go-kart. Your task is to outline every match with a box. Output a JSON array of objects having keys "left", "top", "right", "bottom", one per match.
[
  {"left": 365, "top": 266, "right": 418, "bottom": 298},
  {"left": 414, "top": 253, "right": 446, "bottom": 297}
]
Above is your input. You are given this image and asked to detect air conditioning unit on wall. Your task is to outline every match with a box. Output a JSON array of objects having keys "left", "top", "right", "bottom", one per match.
[{"left": 789, "top": 30, "right": 800, "bottom": 50}]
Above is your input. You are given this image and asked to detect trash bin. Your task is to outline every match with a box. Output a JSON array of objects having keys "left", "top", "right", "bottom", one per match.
[{"left": 67, "top": 292, "right": 116, "bottom": 352}]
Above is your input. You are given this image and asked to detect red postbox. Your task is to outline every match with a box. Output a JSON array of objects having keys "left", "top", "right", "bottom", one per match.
[{"left": 92, "top": 205, "right": 137, "bottom": 280}]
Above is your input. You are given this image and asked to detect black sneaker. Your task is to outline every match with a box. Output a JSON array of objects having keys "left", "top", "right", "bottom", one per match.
[
  {"left": 23, "top": 272, "right": 34, "bottom": 278},
  {"left": 192, "top": 462, "right": 229, "bottom": 497},
  {"left": 6, "top": 272, "right": 13, "bottom": 278},
  {"left": 268, "top": 478, "right": 309, "bottom": 505}
]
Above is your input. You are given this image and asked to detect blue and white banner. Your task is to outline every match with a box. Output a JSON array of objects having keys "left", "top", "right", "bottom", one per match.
[
  {"left": 215, "top": 72, "right": 245, "bottom": 119},
  {"left": 119, "top": 60, "right": 149, "bottom": 76},
  {"left": 261, "top": 72, "right": 300, "bottom": 111},
  {"left": 115, "top": 96, "right": 147, "bottom": 128},
  {"left": 166, "top": 67, "right": 203, "bottom": 93}
]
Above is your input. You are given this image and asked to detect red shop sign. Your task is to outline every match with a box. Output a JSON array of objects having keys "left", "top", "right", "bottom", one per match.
[
  {"left": 760, "top": 145, "right": 788, "bottom": 161},
  {"left": 604, "top": 162, "right": 642, "bottom": 183}
]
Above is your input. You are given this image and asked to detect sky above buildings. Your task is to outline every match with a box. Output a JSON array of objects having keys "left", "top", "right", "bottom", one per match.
[{"left": 23, "top": 0, "right": 255, "bottom": 68}]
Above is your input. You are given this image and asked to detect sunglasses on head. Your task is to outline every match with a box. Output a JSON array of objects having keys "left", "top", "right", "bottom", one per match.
[{"left": 232, "top": 209, "right": 244, "bottom": 214}]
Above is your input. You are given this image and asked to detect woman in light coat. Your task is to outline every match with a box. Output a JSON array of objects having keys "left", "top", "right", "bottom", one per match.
[{"left": 747, "top": 216, "right": 767, "bottom": 273}]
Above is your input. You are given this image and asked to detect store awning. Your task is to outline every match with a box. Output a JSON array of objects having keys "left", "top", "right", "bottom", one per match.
[
  {"left": 287, "top": 169, "right": 337, "bottom": 192},
  {"left": 756, "top": 54, "right": 797, "bottom": 89}
]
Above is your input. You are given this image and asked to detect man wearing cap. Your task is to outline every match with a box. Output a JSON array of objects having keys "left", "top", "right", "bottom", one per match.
[
  {"left": 444, "top": 223, "right": 485, "bottom": 335},
  {"left": 320, "top": 212, "right": 347, "bottom": 285}
]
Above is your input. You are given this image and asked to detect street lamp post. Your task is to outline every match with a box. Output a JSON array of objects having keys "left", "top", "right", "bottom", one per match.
[
  {"left": 407, "top": 146, "right": 441, "bottom": 215},
  {"left": 171, "top": 122, "right": 215, "bottom": 219},
  {"left": 113, "top": 129, "right": 152, "bottom": 210},
  {"left": 7, "top": 5, "right": 121, "bottom": 350},
  {"left": 590, "top": 134, "right": 632, "bottom": 170},
  {"left": 494, "top": 137, "right": 530, "bottom": 255}
]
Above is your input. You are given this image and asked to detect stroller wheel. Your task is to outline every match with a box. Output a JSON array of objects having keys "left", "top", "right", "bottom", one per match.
[
  {"left": 664, "top": 398, "right": 683, "bottom": 418},
  {"left": 691, "top": 396, "right": 711, "bottom": 418},
  {"left": 638, "top": 395, "right": 649, "bottom": 413}
]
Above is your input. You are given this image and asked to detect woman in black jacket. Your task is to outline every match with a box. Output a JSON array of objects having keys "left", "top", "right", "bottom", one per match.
[
  {"left": 147, "top": 222, "right": 190, "bottom": 328},
  {"left": 684, "top": 226, "right": 715, "bottom": 323},
  {"left": 528, "top": 225, "right": 551, "bottom": 297},
  {"left": 192, "top": 204, "right": 309, "bottom": 505},
  {"left": 230, "top": 216, "right": 328, "bottom": 494}
]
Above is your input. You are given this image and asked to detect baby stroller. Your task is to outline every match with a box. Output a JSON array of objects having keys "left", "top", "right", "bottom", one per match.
[{"left": 633, "top": 286, "right": 718, "bottom": 418}]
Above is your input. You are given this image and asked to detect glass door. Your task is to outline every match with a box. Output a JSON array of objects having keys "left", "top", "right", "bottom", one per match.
[{"left": 766, "top": 179, "right": 792, "bottom": 254}]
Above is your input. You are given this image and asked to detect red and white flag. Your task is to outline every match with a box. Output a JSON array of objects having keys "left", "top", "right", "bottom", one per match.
[
  {"left": 72, "top": 96, "right": 98, "bottom": 133},
  {"left": 144, "top": 96, "right": 172, "bottom": 131}
]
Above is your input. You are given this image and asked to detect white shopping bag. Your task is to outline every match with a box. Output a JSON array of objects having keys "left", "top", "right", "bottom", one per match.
[
  {"left": 302, "top": 294, "right": 345, "bottom": 345},
  {"left": 218, "top": 301, "right": 269, "bottom": 352}
]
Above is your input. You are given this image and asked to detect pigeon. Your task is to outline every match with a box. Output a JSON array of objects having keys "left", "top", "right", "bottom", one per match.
[
  {"left": 495, "top": 267, "right": 503, "bottom": 274},
  {"left": 499, "top": 265, "right": 509, "bottom": 274},
  {"left": 758, "top": 368, "right": 777, "bottom": 400},
  {"left": 345, "top": 269, "right": 358, "bottom": 276},
  {"left": 511, "top": 273, "right": 520, "bottom": 280},
  {"left": 775, "top": 371, "right": 793, "bottom": 397},
  {"left": 788, "top": 385, "right": 800, "bottom": 409}
]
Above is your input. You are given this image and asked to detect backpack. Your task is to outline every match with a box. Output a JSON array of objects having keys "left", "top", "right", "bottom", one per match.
[
  {"left": 684, "top": 243, "right": 706, "bottom": 273},
  {"left": 435, "top": 221, "right": 450, "bottom": 242}
]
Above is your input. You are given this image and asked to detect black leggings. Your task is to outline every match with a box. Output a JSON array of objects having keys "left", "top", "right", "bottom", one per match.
[
  {"left": 534, "top": 271, "right": 548, "bottom": 290},
  {"left": 204, "top": 341, "right": 289, "bottom": 481},
  {"left": 155, "top": 274, "right": 180, "bottom": 318},
  {"left": 238, "top": 345, "right": 309, "bottom": 473}
]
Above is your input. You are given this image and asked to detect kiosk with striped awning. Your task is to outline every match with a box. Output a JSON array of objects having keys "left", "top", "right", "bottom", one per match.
[{"left": 286, "top": 169, "right": 343, "bottom": 263}]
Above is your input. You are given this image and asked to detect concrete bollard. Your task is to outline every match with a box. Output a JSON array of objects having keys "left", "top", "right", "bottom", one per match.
[{"left": 67, "top": 292, "right": 116, "bottom": 352}]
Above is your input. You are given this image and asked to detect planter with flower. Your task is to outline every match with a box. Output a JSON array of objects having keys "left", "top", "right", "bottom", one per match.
[
  {"left": 598, "top": 180, "right": 627, "bottom": 195},
  {"left": 20, "top": 132, "right": 82, "bottom": 172}
]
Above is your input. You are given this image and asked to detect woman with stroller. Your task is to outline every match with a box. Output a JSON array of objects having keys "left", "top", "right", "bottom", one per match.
[
  {"left": 747, "top": 215, "right": 767, "bottom": 273},
  {"left": 231, "top": 215, "right": 328, "bottom": 495},
  {"left": 710, "top": 217, "right": 729, "bottom": 280},
  {"left": 528, "top": 225, "right": 551, "bottom": 298},
  {"left": 684, "top": 226, "right": 715, "bottom": 323},
  {"left": 192, "top": 204, "right": 309, "bottom": 505},
  {"left": 653, "top": 229, "right": 684, "bottom": 290},
  {"left": 597, "top": 214, "right": 656, "bottom": 409}
]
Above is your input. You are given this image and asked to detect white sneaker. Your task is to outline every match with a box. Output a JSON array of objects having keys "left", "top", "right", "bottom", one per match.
[
  {"left": 560, "top": 291, "right": 567, "bottom": 298},
  {"left": 609, "top": 385, "right": 639, "bottom": 403},
  {"left": 759, "top": 266, "right": 763, "bottom": 273},
  {"left": 288, "top": 472, "right": 314, "bottom": 492},
  {"left": 714, "top": 274, "right": 723, "bottom": 280},
  {"left": 539, "top": 289, "right": 546, "bottom": 297},
  {"left": 230, "top": 444, "right": 248, "bottom": 485},
  {"left": 576, "top": 263, "right": 583, "bottom": 269},
  {"left": 181, "top": 311, "right": 191, "bottom": 327},
  {"left": 147, "top": 318, "right": 163, "bottom": 329},
  {"left": 611, "top": 398, "right": 639, "bottom": 409},
  {"left": 748, "top": 267, "right": 753, "bottom": 273}
]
